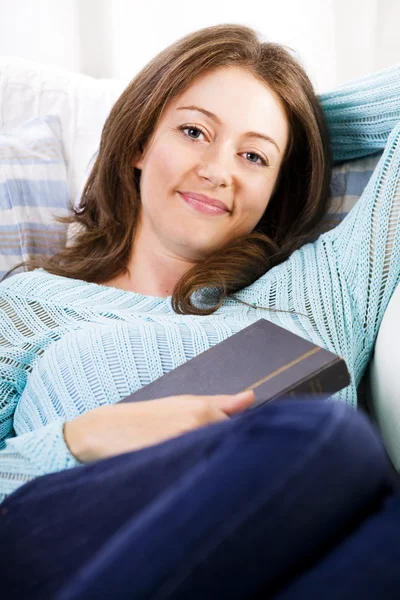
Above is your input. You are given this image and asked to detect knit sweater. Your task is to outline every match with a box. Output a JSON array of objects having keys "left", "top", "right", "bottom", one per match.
[{"left": 1, "top": 66, "right": 400, "bottom": 503}]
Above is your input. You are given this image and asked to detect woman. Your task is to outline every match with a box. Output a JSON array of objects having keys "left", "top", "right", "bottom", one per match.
[{"left": 1, "top": 23, "right": 400, "bottom": 599}]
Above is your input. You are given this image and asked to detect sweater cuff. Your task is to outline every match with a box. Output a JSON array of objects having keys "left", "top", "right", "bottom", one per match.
[
  {"left": 15, "top": 418, "right": 82, "bottom": 473},
  {"left": 0, "top": 420, "right": 82, "bottom": 503}
]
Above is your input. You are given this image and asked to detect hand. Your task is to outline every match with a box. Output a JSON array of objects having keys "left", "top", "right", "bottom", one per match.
[{"left": 63, "top": 390, "right": 255, "bottom": 463}]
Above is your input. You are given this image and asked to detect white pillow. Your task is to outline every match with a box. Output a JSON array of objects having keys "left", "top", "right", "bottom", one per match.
[{"left": 0, "top": 56, "right": 126, "bottom": 205}]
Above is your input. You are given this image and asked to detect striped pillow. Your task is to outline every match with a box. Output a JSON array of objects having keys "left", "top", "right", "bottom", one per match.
[
  {"left": 307, "top": 151, "right": 383, "bottom": 243},
  {"left": 0, "top": 115, "right": 69, "bottom": 280},
  {"left": 328, "top": 152, "right": 383, "bottom": 225}
]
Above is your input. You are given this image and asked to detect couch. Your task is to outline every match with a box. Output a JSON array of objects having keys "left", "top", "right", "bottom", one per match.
[{"left": 0, "top": 56, "right": 399, "bottom": 469}]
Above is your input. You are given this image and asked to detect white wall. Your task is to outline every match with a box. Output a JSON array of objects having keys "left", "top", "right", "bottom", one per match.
[
  {"left": 0, "top": 0, "right": 81, "bottom": 72},
  {"left": 0, "top": 0, "right": 399, "bottom": 93},
  {"left": 106, "top": 0, "right": 338, "bottom": 92}
]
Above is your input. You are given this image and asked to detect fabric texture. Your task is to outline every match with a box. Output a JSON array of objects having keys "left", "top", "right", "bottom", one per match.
[
  {"left": 317, "top": 152, "right": 382, "bottom": 241},
  {"left": 0, "top": 398, "right": 398, "bottom": 599},
  {"left": 0, "top": 68, "right": 399, "bottom": 504},
  {"left": 319, "top": 63, "right": 400, "bottom": 162},
  {"left": 0, "top": 115, "right": 69, "bottom": 280},
  {"left": 0, "top": 57, "right": 125, "bottom": 204},
  {"left": 368, "top": 281, "right": 400, "bottom": 469}
]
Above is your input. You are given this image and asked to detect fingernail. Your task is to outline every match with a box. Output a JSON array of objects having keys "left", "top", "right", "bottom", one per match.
[{"left": 234, "top": 390, "right": 254, "bottom": 398}]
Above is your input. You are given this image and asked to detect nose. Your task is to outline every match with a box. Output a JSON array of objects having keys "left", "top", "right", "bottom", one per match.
[{"left": 196, "top": 143, "right": 234, "bottom": 188}]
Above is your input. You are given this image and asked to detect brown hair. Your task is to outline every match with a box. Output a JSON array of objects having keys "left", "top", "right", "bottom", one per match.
[{"left": 12, "top": 23, "right": 334, "bottom": 316}]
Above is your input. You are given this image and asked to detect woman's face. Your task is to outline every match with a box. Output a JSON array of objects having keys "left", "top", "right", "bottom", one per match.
[{"left": 132, "top": 66, "right": 289, "bottom": 261}]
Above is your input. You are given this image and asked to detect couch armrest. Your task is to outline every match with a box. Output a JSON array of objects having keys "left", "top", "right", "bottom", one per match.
[{"left": 366, "top": 282, "right": 400, "bottom": 470}]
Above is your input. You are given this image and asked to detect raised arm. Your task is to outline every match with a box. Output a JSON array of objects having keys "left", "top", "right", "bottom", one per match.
[
  {"left": 325, "top": 119, "right": 400, "bottom": 351},
  {"left": 319, "top": 66, "right": 400, "bottom": 347},
  {"left": 319, "top": 64, "right": 400, "bottom": 162}
]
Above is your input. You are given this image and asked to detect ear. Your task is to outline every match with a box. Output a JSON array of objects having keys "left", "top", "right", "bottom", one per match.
[{"left": 132, "top": 149, "right": 144, "bottom": 170}]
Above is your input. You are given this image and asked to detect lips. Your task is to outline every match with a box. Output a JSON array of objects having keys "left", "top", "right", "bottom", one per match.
[{"left": 179, "top": 192, "right": 230, "bottom": 212}]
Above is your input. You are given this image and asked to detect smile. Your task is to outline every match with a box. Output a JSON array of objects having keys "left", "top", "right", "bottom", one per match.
[{"left": 179, "top": 192, "right": 229, "bottom": 216}]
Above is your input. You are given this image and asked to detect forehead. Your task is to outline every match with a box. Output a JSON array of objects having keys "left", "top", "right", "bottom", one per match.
[{"left": 176, "top": 66, "right": 274, "bottom": 101}]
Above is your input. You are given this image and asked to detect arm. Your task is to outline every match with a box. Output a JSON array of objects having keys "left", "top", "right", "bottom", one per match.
[
  {"left": 245, "top": 70, "right": 400, "bottom": 362},
  {"left": 325, "top": 119, "right": 400, "bottom": 351},
  {"left": 0, "top": 286, "right": 81, "bottom": 503},
  {"left": 319, "top": 64, "right": 400, "bottom": 162},
  {"left": 0, "top": 282, "right": 254, "bottom": 504},
  {"left": 0, "top": 419, "right": 80, "bottom": 502}
]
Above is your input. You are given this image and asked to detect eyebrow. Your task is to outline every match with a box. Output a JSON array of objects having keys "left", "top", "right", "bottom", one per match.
[{"left": 176, "top": 105, "right": 281, "bottom": 154}]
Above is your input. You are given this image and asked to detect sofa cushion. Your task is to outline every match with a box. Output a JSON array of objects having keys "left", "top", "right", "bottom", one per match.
[
  {"left": 308, "top": 152, "right": 383, "bottom": 243},
  {"left": 0, "top": 56, "right": 126, "bottom": 205},
  {"left": 367, "top": 282, "right": 400, "bottom": 470},
  {"left": 0, "top": 114, "right": 69, "bottom": 280}
]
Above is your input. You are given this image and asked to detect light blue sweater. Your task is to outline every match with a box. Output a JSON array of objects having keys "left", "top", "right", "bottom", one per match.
[{"left": 1, "top": 66, "right": 400, "bottom": 503}]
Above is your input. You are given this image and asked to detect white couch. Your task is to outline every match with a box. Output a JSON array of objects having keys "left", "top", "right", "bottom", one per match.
[
  {"left": 0, "top": 56, "right": 399, "bottom": 468},
  {"left": 367, "top": 284, "right": 400, "bottom": 469}
]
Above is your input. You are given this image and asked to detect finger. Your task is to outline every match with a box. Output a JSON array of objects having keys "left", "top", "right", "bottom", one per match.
[{"left": 214, "top": 390, "right": 255, "bottom": 415}]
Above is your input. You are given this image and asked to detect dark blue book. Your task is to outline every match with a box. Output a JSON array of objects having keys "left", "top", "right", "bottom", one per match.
[{"left": 119, "top": 318, "right": 350, "bottom": 410}]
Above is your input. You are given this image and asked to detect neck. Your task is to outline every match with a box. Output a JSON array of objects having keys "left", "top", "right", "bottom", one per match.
[{"left": 104, "top": 224, "right": 197, "bottom": 298}]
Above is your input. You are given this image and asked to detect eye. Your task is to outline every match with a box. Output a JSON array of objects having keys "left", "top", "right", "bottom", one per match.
[
  {"left": 243, "top": 152, "right": 269, "bottom": 168},
  {"left": 177, "top": 124, "right": 207, "bottom": 141},
  {"left": 177, "top": 125, "right": 269, "bottom": 168}
]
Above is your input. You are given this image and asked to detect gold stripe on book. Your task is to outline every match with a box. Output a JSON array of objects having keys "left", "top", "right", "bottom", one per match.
[{"left": 242, "top": 346, "right": 322, "bottom": 391}]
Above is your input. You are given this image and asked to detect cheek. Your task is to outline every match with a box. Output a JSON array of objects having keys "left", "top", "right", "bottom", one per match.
[
  {"left": 246, "top": 181, "right": 274, "bottom": 220},
  {"left": 149, "top": 143, "right": 187, "bottom": 187},
  {"left": 139, "top": 146, "right": 176, "bottom": 206}
]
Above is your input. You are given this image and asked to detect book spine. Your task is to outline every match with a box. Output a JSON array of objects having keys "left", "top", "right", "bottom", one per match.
[{"left": 270, "top": 358, "right": 350, "bottom": 403}]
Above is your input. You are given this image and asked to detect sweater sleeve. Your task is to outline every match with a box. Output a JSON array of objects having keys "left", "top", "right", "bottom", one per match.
[
  {"left": 318, "top": 66, "right": 400, "bottom": 350},
  {"left": 0, "top": 419, "right": 80, "bottom": 503},
  {"left": 319, "top": 64, "right": 400, "bottom": 163},
  {"left": 0, "top": 286, "right": 81, "bottom": 504},
  {"left": 324, "top": 118, "right": 400, "bottom": 352}
]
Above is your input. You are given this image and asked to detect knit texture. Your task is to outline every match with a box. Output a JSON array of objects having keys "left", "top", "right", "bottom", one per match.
[{"left": 0, "top": 66, "right": 400, "bottom": 503}]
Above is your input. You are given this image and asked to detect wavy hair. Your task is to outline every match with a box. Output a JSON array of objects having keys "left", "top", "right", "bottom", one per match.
[{"left": 11, "top": 23, "right": 334, "bottom": 316}]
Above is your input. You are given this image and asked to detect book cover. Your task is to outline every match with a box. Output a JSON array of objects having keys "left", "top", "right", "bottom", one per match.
[{"left": 119, "top": 318, "right": 350, "bottom": 411}]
